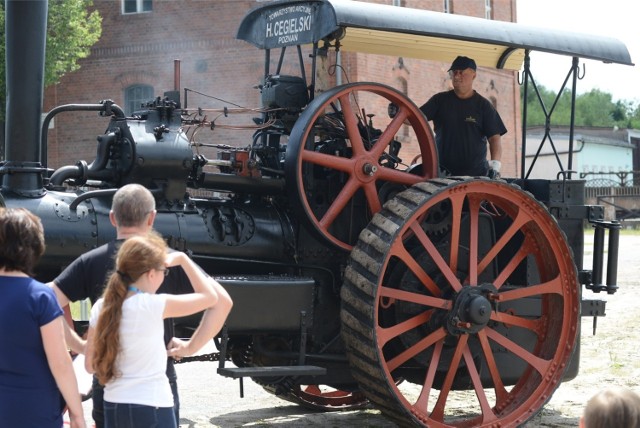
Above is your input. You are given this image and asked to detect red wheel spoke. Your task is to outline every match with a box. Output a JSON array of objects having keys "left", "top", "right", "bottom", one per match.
[
  {"left": 301, "top": 149, "right": 353, "bottom": 172},
  {"left": 467, "top": 197, "right": 481, "bottom": 285},
  {"left": 337, "top": 93, "right": 366, "bottom": 157},
  {"left": 379, "top": 285, "right": 451, "bottom": 309},
  {"left": 490, "top": 310, "right": 542, "bottom": 331},
  {"left": 463, "top": 345, "right": 498, "bottom": 425},
  {"left": 323, "top": 391, "right": 351, "bottom": 398},
  {"left": 387, "top": 327, "right": 448, "bottom": 372},
  {"left": 415, "top": 340, "right": 444, "bottom": 411},
  {"left": 496, "top": 276, "right": 564, "bottom": 302},
  {"left": 431, "top": 335, "right": 468, "bottom": 422},
  {"left": 492, "top": 243, "right": 529, "bottom": 289},
  {"left": 477, "top": 209, "right": 532, "bottom": 279},
  {"left": 389, "top": 243, "right": 442, "bottom": 296},
  {"left": 363, "top": 181, "right": 382, "bottom": 214},
  {"left": 376, "top": 311, "right": 431, "bottom": 347},
  {"left": 409, "top": 222, "right": 462, "bottom": 292},
  {"left": 448, "top": 193, "right": 466, "bottom": 275},
  {"left": 305, "top": 385, "right": 321, "bottom": 394},
  {"left": 369, "top": 114, "right": 406, "bottom": 158},
  {"left": 319, "top": 177, "right": 360, "bottom": 229},
  {"left": 477, "top": 330, "right": 509, "bottom": 403},
  {"left": 486, "top": 327, "right": 550, "bottom": 374},
  {"left": 284, "top": 384, "right": 369, "bottom": 410},
  {"left": 376, "top": 166, "right": 424, "bottom": 186}
]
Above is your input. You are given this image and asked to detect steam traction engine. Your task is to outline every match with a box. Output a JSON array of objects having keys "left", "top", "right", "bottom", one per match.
[{"left": 0, "top": 1, "right": 628, "bottom": 427}]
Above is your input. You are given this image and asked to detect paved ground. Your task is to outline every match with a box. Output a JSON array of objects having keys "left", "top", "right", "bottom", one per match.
[{"left": 69, "top": 231, "right": 640, "bottom": 427}]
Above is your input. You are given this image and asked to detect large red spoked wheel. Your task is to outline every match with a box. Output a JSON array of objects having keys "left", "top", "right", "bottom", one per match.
[
  {"left": 341, "top": 178, "right": 579, "bottom": 427},
  {"left": 264, "top": 384, "right": 369, "bottom": 411},
  {"left": 285, "top": 82, "right": 438, "bottom": 251}
]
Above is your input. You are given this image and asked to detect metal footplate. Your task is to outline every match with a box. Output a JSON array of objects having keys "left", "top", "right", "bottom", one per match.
[
  {"left": 218, "top": 365, "right": 326, "bottom": 379},
  {"left": 218, "top": 365, "right": 326, "bottom": 398},
  {"left": 216, "top": 311, "right": 326, "bottom": 398}
]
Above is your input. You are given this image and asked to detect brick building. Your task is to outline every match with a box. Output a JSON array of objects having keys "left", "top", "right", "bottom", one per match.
[{"left": 43, "top": 0, "right": 520, "bottom": 176}]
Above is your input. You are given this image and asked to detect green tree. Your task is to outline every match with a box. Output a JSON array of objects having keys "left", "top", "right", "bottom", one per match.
[
  {"left": 629, "top": 104, "right": 640, "bottom": 129},
  {"left": 0, "top": 0, "right": 102, "bottom": 119},
  {"left": 520, "top": 82, "right": 574, "bottom": 126},
  {"left": 520, "top": 83, "right": 639, "bottom": 130},
  {"left": 576, "top": 89, "right": 616, "bottom": 127}
]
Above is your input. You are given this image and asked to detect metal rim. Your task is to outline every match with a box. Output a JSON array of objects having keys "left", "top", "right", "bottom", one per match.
[
  {"left": 284, "top": 384, "right": 369, "bottom": 411},
  {"left": 286, "top": 82, "right": 438, "bottom": 251}
]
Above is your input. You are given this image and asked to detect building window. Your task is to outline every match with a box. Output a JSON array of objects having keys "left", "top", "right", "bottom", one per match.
[
  {"left": 123, "top": 0, "right": 152, "bottom": 14},
  {"left": 485, "top": 0, "right": 493, "bottom": 19},
  {"left": 443, "top": 0, "right": 450, "bottom": 13},
  {"left": 125, "top": 84, "right": 154, "bottom": 115}
]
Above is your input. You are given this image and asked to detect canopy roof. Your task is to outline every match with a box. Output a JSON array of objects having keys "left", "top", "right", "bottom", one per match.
[{"left": 237, "top": 0, "right": 634, "bottom": 71}]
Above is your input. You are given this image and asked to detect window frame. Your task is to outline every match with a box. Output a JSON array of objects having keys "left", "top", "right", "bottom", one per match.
[
  {"left": 122, "top": 0, "right": 152, "bottom": 15},
  {"left": 124, "top": 84, "right": 154, "bottom": 116},
  {"left": 484, "top": 0, "right": 493, "bottom": 20}
]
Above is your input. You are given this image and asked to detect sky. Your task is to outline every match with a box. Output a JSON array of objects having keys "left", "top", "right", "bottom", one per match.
[{"left": 516, "top": 0, "right": 639, "bottom": 105}]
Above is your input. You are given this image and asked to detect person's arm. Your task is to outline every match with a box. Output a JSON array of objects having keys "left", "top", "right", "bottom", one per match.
[
  {"left": 41, "top": 316, "right": 86, "bottom": 428},
  {"left": 48, "top": 282, "right": 87, "bottom": 354},
  {"left": 168, "top": 279, "right": 233, "bottom": 358},
  {"left": 84, "top": 326, "right": 96, "bottom": 374},
  {"left": 162, "top": 252, "right": 219, "bottom": 319},
  {"left": 488, "top": 134, "right": 502, "bottom": 162},
  {"left": 487, "top": 134, "right": 503, "bottom": 177}
]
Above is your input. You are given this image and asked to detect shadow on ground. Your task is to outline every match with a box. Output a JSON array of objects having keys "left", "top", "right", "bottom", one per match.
[
  {"left": 179, "top": 402, "right": 581, "bottom": 428},
  {"left": 180, "top": 404, "right": 395, "bottom": 427}
]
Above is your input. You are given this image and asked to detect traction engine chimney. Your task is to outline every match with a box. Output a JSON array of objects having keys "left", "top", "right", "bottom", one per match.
[{"left": 1, "top": 0, "right": 48, "bottom": 196}]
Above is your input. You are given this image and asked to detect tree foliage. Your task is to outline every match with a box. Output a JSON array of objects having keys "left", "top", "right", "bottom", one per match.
[
  {"left": 0, "top": 0, "right": 102, "bottom": 117},
  {"left": 521, "top": 82, "right": 640, "bottom": 129}
]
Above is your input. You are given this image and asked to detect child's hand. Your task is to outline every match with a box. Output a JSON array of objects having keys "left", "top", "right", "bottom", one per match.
[{"left": 164, "top": 251, "right": 187, "bottom": 268}]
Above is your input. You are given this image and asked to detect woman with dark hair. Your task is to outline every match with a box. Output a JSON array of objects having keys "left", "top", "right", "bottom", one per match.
[
  {"left": 85, "top": 231, "right": 219, "bottom": 428},
  {"left": 0, "top": 208, "right": 85, "bottom": 428}
]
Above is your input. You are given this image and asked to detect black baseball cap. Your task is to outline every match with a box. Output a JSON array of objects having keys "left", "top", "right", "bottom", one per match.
[{"left": 448, "top": 56, "right": 477, "bottom": 71}]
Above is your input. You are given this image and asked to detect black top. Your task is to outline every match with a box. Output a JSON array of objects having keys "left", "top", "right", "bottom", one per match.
[
  {"left": 420, "top": 90, "right": 507, "bottom": 176},
  {"left": 54, "top": 240, "right": 193, "bottom": 345},
  {"left": 237, "top": 0, "right": 633, "bottom": 67}
]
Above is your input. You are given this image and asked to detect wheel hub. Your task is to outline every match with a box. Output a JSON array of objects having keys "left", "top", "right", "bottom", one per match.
[
  {"left": 362, "top": 162, "right": 378, "bottom": 176},
  {"left": 446, "top": 284, "right": 498, "bottom": 335}
]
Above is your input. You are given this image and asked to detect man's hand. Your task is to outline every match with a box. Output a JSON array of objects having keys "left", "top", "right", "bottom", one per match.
[{"left": 488, "top": 160, "right": 501, "bottom": 179}]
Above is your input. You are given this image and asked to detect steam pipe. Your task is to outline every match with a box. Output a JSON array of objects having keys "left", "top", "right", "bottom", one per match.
[
  {"left": 41, "top": 103, "right": 126, "bottom": 168},
  {"left": 2, "top": 0, "right": 48, "bottom": 195},
  {"left": 69, "top": 188, "right": 118, "bottom": 211},
  {"left": 48, "top": 163, "right": 88, "bottom": 188},
  {"left": 49, "top": 131, "right": 118, "bottom": 186},
  {"left": 197, "top": 172, "right": 284, "bottom": 195},
  {"left": 174, "top": 59, "right": 181, "bottom": 92}
]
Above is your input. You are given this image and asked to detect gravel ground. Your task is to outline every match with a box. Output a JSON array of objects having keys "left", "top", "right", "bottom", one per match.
[{"left": 70, "top": 231, "right": 640, "bottom": 427}]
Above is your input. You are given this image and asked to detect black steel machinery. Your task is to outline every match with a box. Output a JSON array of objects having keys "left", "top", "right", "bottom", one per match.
[{"left": 1, "top": 1, "right": 631, "bottom": 426}]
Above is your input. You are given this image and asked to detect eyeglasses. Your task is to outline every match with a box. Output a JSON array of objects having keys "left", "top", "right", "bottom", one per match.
[
  {"left": 449, "top": 69, "right": 472, "bottom": 77},
  {"left": 148, "top": 268, "right": 169, "bottom": 277}
]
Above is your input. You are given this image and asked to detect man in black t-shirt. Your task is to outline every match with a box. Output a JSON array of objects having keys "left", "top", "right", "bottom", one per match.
[
  {"left": 420, "top": 56, "right": 507, "bottom": 177},
  {"left": 49, "top": 184, "right": 232, "bottom": 428}
]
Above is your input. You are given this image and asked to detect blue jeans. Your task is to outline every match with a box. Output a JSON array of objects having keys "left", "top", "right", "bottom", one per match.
[
  {"left": 92, "top": 359, "right": 179, "bottom": 428},
  {"left": 103, "top": 401, "right": 176, "bottom": 428}
]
